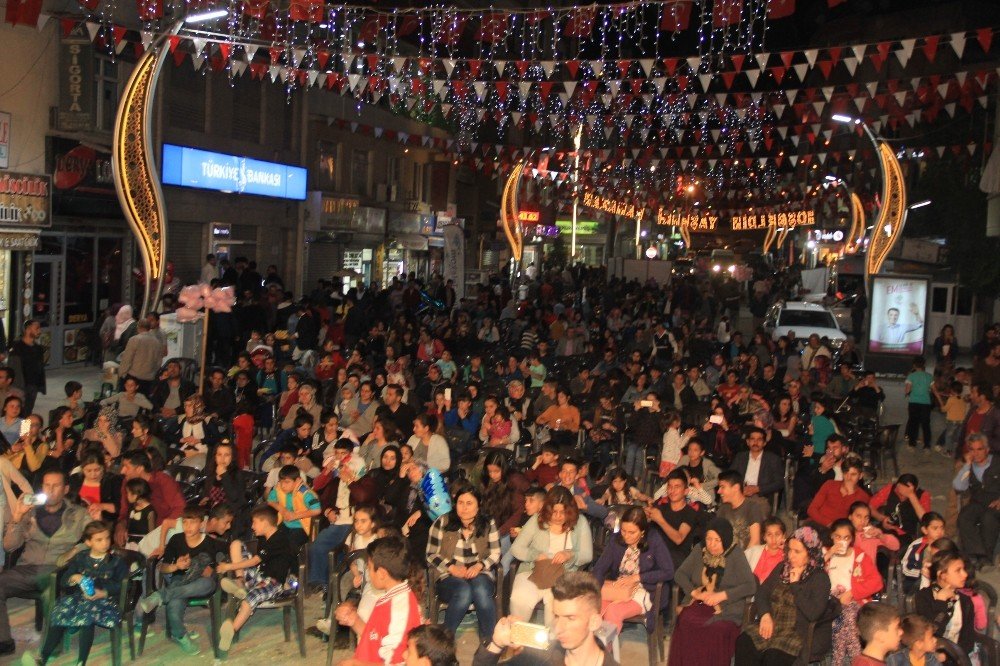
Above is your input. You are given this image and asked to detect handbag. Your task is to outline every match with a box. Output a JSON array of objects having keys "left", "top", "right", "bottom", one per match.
[
  {"left": 528, "top": 559, "right": 565, "bottom": 590},
  {"left": 601, "top": 580, "right": 634, "bottom": 603}
]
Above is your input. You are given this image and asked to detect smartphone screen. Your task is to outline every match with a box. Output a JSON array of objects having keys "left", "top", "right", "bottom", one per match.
[{"left": 18, "top": 419, "right": 30, "bottom": 438}]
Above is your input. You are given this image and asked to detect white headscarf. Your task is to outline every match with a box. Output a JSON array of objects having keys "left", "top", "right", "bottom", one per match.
[{"left": 114, "top": 305, "right": 135, "bottom": 340}]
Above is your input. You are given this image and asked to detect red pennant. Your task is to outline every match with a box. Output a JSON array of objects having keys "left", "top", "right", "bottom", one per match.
[
  {"left": 730, "top": 54, "right": 745, "bottom": 72},
  {"left": 721, "top": 71, "right": 737, "bottom": 89},
  {"left": 563, "top": 8, "right": 595, "bottom": 37},
  {"left": 660, "top": 0, "right": 691, "bottom": 31},
  {"left": 316, "top": 49, "right": 330, "bottom": 70},
  {"left": 167, "top": 35, "right": 180, "bottom": 52},
  {"left": 259, "top": 13, "right": 276, "bottom": 41},
  {"left": 663, "top": 58, "right": 679, "bottom": 76},
  {"left": 767, "top": 0, "right": 796, "bottom": 20},
  {"left": 60, "top": 18, "right": 76, "bottom": 36},
  {"left": 771, "top": 66, "right": 786, "bottom": 83},
  {"left": 171, "top": 49, "right": 187, "bottom": 67},
  {"left": 112, "top": 25, "right": 126, "bottom": 44},
  {"left": 869, "top": 53, "right": 886, "bottom": 72},
  {"left": 712, "top": 0, "right": 742, "bottom": 28},
  {"left": 779, "top": 51, "right": 794, "bottom": 67},
  {"left": 922, "top": 35, "right": 940, "bottom": 62},
  {"left": 397, "top": 15, "right": 419, "bottom": 37},
  {"left": 565, "top": 60, "right": 580, "bottom": 78},
  {"left": 818, "top": 61, "right": 834, "bottom": 79},
  {"left": 467, "top": 60, "right": 482, "bottom": 78},
  {"left": 514, "top": 60, "right": 530, "bottom": 77},
  {"left": 4, "top": 0, "right": 42, "bottom": 27},
  {"left": 828, "top": 0, "right": 846, "bottom": 6},
  {"left": 217, "top": 42, "right": 231, "bottom": 61},
  {"left": 477, "top": 13, "right": 507, "bottom": 43},
  {"left": 977, "top": 28, "right": 993, "bottom": 53},
  {"left": 269, "top": 47, "right": 282, "bottom": 64}
]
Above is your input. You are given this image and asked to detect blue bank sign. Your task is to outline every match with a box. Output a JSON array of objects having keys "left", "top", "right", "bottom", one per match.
[{"left": 161, "top": 144, "right": 307, "bottom": 200}]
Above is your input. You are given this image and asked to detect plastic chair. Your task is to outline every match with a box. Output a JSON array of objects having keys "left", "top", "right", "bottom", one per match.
[
  {"left": 620, "top": 580, "right": 668, "bottom": 664},
  {"left": 976, "top": 580, "right": 999, "bottom": 639},
  {"left": 977, "top": 632, "right": 1000, "bottom": 666},
  {"left": 876, "top": 546, "right": 901, "bottom": 606},
  {"left": 426, "top": 563, "right": 504, "bottom": 634},
  {"left": 325, "top": 548, "right": 366, "bottom": 665},
  {"left": 872, "top": 424, "right": 901, "bottom": 478},
  {"left": 137, "top": 554, "right": 224, "bottom": 658},
  {"left": 937, "top": 636, "right": 973, "bottom": 666},
  {"left": 231, "top": 545, "right": 308, "bottom": 657}
]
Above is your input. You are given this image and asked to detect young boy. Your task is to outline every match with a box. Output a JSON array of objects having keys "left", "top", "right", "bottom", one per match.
[
  {"left": 218, "top": 505, "right": 297, "bottom": 652},
  {"left": 64, "top": 380, "right": 84, "bottom": 420},
  {"left": 937, "top": 381, "right": 969, "bottom": 455},
  {"left": 525, "top": 444, "right": 560, "bottom": 488},
  {"left": 334, "top": 535, "right": 423, "bottom": 666},
  {"left": 263, "top": 445, "right": 307, "bottom": 494},
  {"left": 405, "top": 625, "right": 457, "bottom": 666},
  {"left": 501, "top": 486, "right": 546, "bottom": 574},
  {"left": 267, "top": 464, "right": 322, "bottom": 552},
  {"left": 138, "top": 505, "right": 228, "bottom": 655},
  {"left": 854, "top": 601, "right": 902, "bottom": 665},
  {"left": 901, "top": 512, "right": 946, "bottom": 592},
  {"left": 887, "top": 614, "right": 942, "bottom": 666}
]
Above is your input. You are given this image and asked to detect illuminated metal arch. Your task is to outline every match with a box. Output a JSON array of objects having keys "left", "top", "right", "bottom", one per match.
[
  {"left": 500, "top": 160, "right": 526, "bottom": 263},
  {"left": 865, "top": 142, "right": 907, "bottom": 277},
  {"left": 112, "top": 31, "right": 174, "bottom": 317}
]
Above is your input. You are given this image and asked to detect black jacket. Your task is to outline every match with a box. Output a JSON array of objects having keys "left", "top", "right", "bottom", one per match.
[
  {"left": 730, "top": 450, "right": 785, "bottom": 498},
  {"left": 150, "top": 379, "right": 197, "bottom": 412}
]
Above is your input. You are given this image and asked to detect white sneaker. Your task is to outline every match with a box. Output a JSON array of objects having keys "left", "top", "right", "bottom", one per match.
[
  {"left": 219, "top": 619, "right": 235, "bottom": 652},
  {"left": 316, "top": 618, "right": 332, "bottom": 635},
  {"left": 220, "top": 578, "right": 247, "bottom": 600}
]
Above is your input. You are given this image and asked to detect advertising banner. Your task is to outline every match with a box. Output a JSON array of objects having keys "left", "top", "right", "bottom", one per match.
[
  {"left": 161, "top": 144, "right": 307, "bottom": 200},
  {"left": 0, "top": 172, "right": 51, "bottom": 227},
  {"left": 50, "top": 137, "right": 116, "bottom": 198},
  {"left": 58, "top": 29, "right": 94, "bottom": 132},
  {"left": 867, "top": 276, "right": 927, "bottom": 354},
  {"left": 442, "top": 223, "right": 464, "bottom": 297},
  {"left": 0, "top": 111, "right": 9, "bottom": 169}
]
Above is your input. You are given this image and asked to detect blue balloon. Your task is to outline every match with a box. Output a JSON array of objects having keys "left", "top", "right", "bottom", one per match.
[{"left": 421, "top": 468, "right": 451, "bottom": 520}]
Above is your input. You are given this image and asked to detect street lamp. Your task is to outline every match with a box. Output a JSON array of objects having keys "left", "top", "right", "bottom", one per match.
[{"left": 185, "top": 8, "right": 228, "bottom": 23}]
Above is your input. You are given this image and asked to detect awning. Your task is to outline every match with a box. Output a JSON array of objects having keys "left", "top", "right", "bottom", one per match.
[{"left": 390, "top": 233, "right": 429, "bottom": 251}]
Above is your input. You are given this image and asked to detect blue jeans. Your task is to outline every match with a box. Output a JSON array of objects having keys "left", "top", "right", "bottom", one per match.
[
  {"left": 308, "top": 523, "right": 352, "bottom": 585},
  {"left": 160, "top": 574, "right": 217, "bottom": 640},
  {"left": 435, "top": 573, "right": 497, "bottom": 637},
  {"left": 623, "top": 440, "right": 645, "bottom": 480},
  {"left": 937, "top": 420, "right": 963, "bottom": 453},
  {"left": 499, "top": 535, "right": 513, "bottom": 575}
]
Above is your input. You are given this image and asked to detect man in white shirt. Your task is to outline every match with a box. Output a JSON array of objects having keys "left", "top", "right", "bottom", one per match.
[
  {"left": 200, "top": 254, "right": 218, "bottom": 285},
  {"left": 801, "top": 334, "right": 832, "bottom": 372}
]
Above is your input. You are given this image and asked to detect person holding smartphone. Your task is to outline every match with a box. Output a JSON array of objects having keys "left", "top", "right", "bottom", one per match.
[{"left": 474, "top": 571, "right": 617, "bottom": 666}]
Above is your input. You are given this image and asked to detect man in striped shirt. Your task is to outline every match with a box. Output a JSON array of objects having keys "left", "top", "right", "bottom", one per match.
[{"left": 336, "top": 536, "right": 423, "bottom": 666}]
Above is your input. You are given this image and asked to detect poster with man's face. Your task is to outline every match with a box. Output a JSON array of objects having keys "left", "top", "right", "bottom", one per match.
[{"left": 867, "top": 276, "right": 927, "bottom": 354}]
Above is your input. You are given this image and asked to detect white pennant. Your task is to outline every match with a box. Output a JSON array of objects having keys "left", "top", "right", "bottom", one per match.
[
  {"left": 951, "top": 32, "right": 967, "bottom": 59},
  {"left": 190, "top": 37, "right": 206, "bottom": 56},
  {"left": 542, "top": 61, "right": 555, "bottom": 79},
  {"left": 852, "top": 44, "right": 867, "bottom": 63},
  {"left": 494, "top": 60, "right": 506, "bottom": 76},
  {"left": 591, "top": 61, "right": 603, "bottom": 77},
  {"left": 789, "top": 155, "right": 799, "bottom": 166},
  {"left": 866, "top": 81, "right": 878, "bottom": 97},
  {"left": 894, "top": 91, "right": 907, "bottom": 106},
  {"left": 564, "top": 81, "right": 577, "bottom": 98},
  {"left": 822, "top": 87, "right": 833, "bottom": 101},
  {"left": 898, "top": 39, "right": 915, "bottom": 67},
  {"left": 85, "top": 21, "right": 100, "bottom": 42},
  {"left": 813, "top": 101, "right": 825, "bottom": 116},
  {"left": 141, "top": 31, "right": 153, "bottom": 49},
  {"left": 687, "top": 56, "right": 701, "bottom": 73},
  {"left": 937, "top": 146, "right": 946, "bottom": 157},
  {"left": 639, "top": 59, "right": 654, "bottom": 77},
  {"left": 747, "top": 69, "right": 761, "bottom": 87},
  {"left": 443, "top": 59, "right": 455, "bottom": 78},
  {"left": 35, "top": 12, "right": 49, "bottom": 30},
  {"left": 804, "top": 50, "right": 818, "bottom": 67},
  {"left": 793, "top": 63, "right": 808, "bottom": 81},
  {"left": 844, "top": 57, "right": 858, "bottom": 76},
  {"left": 307, "top": 70, "right": 319, "bottom": 87},
  {"left": 937, "top": 83, "right": 950, "bottom": 99},
  {"left": 755, "top": 52, "right": 769, "bottom": 69}
]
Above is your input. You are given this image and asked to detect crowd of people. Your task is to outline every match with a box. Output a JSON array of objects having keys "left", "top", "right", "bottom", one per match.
[{"left": 0, "top": 261, "right": 999, "bottom": 665}]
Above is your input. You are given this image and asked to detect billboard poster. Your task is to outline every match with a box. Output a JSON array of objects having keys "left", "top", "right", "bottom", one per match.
[{"left": 867, "top": 276, "right": 927, "bottom": 354}]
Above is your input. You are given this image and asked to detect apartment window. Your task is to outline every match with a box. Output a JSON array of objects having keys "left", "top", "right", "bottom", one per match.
[
  {"left": 387, "top": 155, "right": 401, "bottom": 188},
  {"left": 231, "top": 82, "right": 262, "bottom": 142},
  {"left": 351, "top": 149, "right": 370, "bottom": 197},
  {"left": 95, "top": 57, "right": 120, "bottom": 132},
  {"left": 167, "top": 65, "right": 206, "bottom": 132},
  {"left": 411, "top": 162, "right": 423, "bottom": 201}
]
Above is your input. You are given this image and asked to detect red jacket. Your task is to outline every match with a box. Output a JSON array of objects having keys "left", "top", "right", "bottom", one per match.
[
  {"left": 847, "top": 547, "right": 884, "bottom": 602},
  {"left": 807, "top": 480, "right": 871, "bottom": 527},
  {"left": 117, "top": 471, "right": 185, "bottom": 528},
  {"left": 354, "top": 582, "right": 423, "bottom": 665}
]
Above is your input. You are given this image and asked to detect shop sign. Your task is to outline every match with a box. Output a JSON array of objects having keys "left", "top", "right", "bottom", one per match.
[
  {"left": 393, "top": 234, "right": 429, "bottom": 251},
  {"left": 581, "top": 192, "right": 638, "bottom": 218},
  {"left": 50, "top": 138, "right": 115, "bottom": 197},
  {"left": 656, "top": 209, "right": 719, "bottom": 231},
  {"left": 354, "top": 206, "right": 386, "bottom": 235},
  {"left": 555, "top": 219, "right": 601, "bottom": 235},
  {"left": 321, "top": 196, "right": 359, "bottom": 226},
  {"left": 811, "top": 229, "right": 845, "bottom": 243},
  {"left": 161, "top": 144, "right": 308, "bottom": 200},
  {"left": 442, "top": 224, "right": 464, "bottom": 293},
  {"left": 212, "top": 223, "right": 231, "bottom": 239},
  {"left": 343, "top": 250, "right": 363, "bottom": 273},
  {"left": 731, "top": 210, "right": 815, "bottom": 231},
  {"left": 0, "top": 173, "right": 51, "bottom": 227},
  {"left": 523, "top": 224, "right": 560, "bottom": 238},
  {"left": 58, "top": 30, "right": 94, "bottom": 132},
  {"left": 0, "top": 232, "right": 39, "bottom": 250},
  {"left": 388, "top": 212, "right": 434, "bottom": 235},
  {"left": 0, "top": 111, "right": 9, "bottom": 169}
]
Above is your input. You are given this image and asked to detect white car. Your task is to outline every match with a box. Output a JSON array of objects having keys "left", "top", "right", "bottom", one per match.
[{"left": 764, "top": 301, "right": 848, "bottom": 348}]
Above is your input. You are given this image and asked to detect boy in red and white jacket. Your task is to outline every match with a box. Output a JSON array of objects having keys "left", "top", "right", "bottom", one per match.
[{"left": 335, "top": 535, "right": 423, "bottom": 666}]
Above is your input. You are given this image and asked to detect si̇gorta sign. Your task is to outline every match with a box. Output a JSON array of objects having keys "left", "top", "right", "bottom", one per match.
[{"left": 161, "top": 144, "right": 308, "bottom": 200}]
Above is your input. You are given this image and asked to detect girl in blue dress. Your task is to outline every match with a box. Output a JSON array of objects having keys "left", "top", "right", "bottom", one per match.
[{"left": 22, "top": 520, "right": 127, "bottom": 666}]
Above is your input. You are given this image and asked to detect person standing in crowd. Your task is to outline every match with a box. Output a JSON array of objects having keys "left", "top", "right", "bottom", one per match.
[{"left": 8, "top": 319, "right": 46, "bottom": 415}]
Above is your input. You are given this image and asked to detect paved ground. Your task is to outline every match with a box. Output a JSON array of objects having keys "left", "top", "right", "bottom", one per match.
[{"left": 1, "top": 351, "right": 976, "bottom": 665}]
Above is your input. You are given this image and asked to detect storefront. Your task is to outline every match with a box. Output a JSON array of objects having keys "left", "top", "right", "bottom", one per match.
[
  {"left": 304, "top": 194, "right": 385, "bottom": 291},
  {"left": 386, "top": 211, "right": 434, "bottom": 282},
  {"left": 46, "top": 138, "right": 133, "bottom": 366},
  {"left": 555, "top": 218, "right": 607, "bottom": 266}
]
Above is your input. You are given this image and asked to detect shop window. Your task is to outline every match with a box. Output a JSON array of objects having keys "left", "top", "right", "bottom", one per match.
[
  {"left": 95, "top": 57, "right": 120, "bottom": 132},
  {"left": 167, "top": 65, "right": 206, "bottom": 132},
  {"left": 37, "top": 235, "right": 63, "bottom": 257},
  {"left": 315, "top": 141, "right": 338, "bottom": 191},
  {"left": 931, "top": 286, "right": 949, "bottom": 314},
  {"left": 64, "top": 237, "right": 95, "bottom": 326},
  {"left": 97, "top": 237, "right": 123, "bottom": 313},
  {"left": 955, "top": 286, "right": 974, "bottom": 316}
]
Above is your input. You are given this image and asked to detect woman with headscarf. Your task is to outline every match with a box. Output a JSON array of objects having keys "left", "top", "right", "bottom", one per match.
[
  {"left": 173, "top": 394, "right": 219, "bottom": 468},
  {"left": 365, "top": 444, "right": 407, "bottom": 524},
  {"left": 669, "top": 517, "right": 757, "bottom": 665},
  {"left": 109, "top": 304, "right": 137, "bottom": 360},
  {"left": 735, "top": 525, "right": 833, "bottom": 666},
  {"left": 83, "top": 405, "right": 124, "bottom": 459}
]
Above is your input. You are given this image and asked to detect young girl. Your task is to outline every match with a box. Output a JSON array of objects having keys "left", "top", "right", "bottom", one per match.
[
  {"left": 597, "top": 469, "right": 650, "bottom": 506},
  {"left": 808, "top": 397, "right": 836, "bottom": 454},
  {"left": 315, "top": 505, "right": 380, "bottom": 636},
  {"left": 125, "top": 478, "right": 156, "bottom": 547},
  {"left": 24, "top": 521, "right": 128, "bottom": 666},
  {"left": 826, "top": 518, "right": 884, "bottom": 665},
  {"left": 902, "top": 512, "right": 947, "bottom": 592},
  {"left": 915, "top": 550, "right": 976, "bottom": 658},
  {"left": 849, "top": 500, "right": 901, "bottom": 563},
  {"left": 659, "top": 411, "right": 694, "bottom": 477},
  {"left": 744, "top": 516, "right": 787, "bottom": 583}
]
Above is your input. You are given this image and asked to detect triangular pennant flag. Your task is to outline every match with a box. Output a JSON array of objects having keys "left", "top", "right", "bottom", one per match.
[
  {"left": 793, "top": 63, "right": 808, "bottom": 81},
  {"left": 85, "top": 21, "right": 99, "bottom": 42},
  {"left": 747, "top": 69, "right": 760, "bottom": 87},
  {"left": 844, "top": 57, "right": 858, "bottom": 76},
  {"left": 898, "top": 39, "right": 915, "bottom": 66},
  {"left": 755, "top": 52, "right": 769, "bottom": 69},
  {"left": 922, "top": 35, "right": 940, "bottom": 62},
  {"left": 852, "top": 44, "right": 866, "bottom": 63},
  {"left": 699, "top": 73, "right": 712, "bottom": 91},
  {"left": 443, "top": 58, "right": 455, "bottom": 78},
  {"left": 951, "top": 32, "right": 967, "bottom": 59},
  {"left": 804, "top": 49, "right": 818, "bottom": 67}
]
